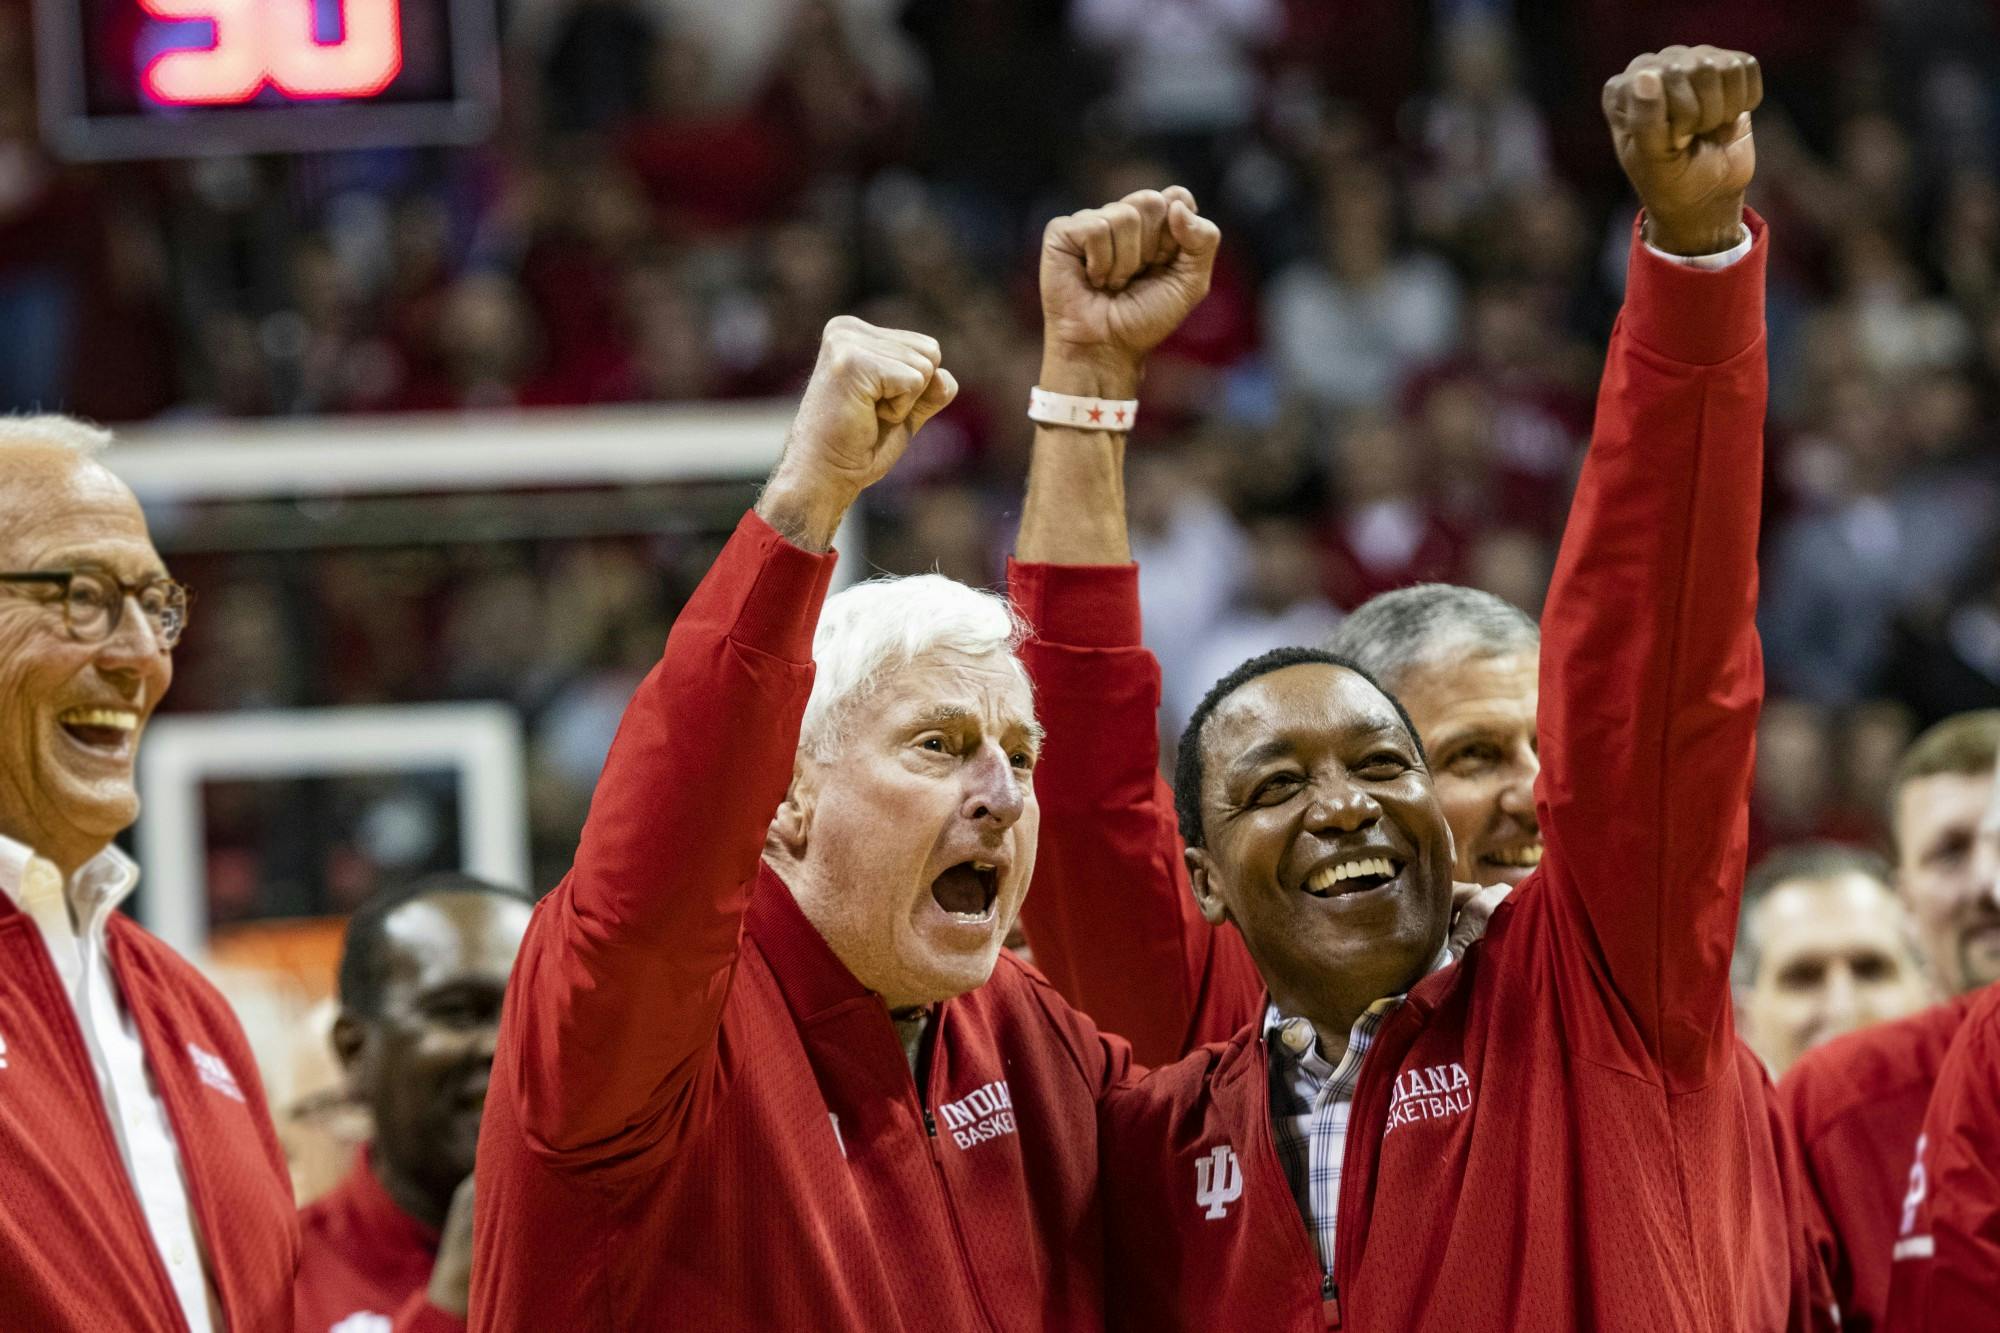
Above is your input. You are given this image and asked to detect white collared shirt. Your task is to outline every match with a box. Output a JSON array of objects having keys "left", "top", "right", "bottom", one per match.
[{"left": 0, "top": 835, "right": 220, "bottom": 1333}]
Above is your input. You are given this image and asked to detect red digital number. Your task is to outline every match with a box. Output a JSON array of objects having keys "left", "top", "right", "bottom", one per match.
[{"left": 142, "top": 0, "right": 404, "bottom": 105}]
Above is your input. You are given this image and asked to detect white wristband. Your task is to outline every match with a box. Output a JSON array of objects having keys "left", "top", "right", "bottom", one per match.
[{"left": 1028, "top": 386, "right": 1139, "bottom": 432}]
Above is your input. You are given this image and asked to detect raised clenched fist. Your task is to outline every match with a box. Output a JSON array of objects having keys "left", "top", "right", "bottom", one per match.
[
  {"left": 1603, "top": 46, "right": 1762, "bottom": 256},
  {"left": 757, "top": 316, "right": 958, "bottom": 549},
  {"left": 1039, "top": 187, "right": 1222, "bottom": 398}
]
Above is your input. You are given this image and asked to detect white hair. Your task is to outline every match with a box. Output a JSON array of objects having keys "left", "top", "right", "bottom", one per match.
[
  {"left": 800, "top": 573, "right": 1031, "bottom": 762},
  {"left": 0, "top": 414, "right": 114, "bottom": 458}
]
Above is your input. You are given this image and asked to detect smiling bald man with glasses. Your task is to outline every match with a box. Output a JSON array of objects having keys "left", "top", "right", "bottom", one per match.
[{"left": 0, "top": 416, "right": 297, "bottom": 1331}]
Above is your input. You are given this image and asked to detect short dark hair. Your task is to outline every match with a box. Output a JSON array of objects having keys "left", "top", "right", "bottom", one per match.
[
  {"left": 1173, "top": 646, "right": 1427, "bottom": 849},
  {"left": 337, "top": 872, "right": 535, "bottom": 1018},
  {"left": 1733, "top": 842, "right": 1897, "bottom": 988}
]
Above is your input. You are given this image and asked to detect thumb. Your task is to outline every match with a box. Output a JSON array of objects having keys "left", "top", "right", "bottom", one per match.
[
  {"left": 904, "top": 366, "right": 959, "bottom": 438},
  {"left": 1447, "top": 883, "right": 1510, "bottom": 959},
  {"left": 1706, "top": 110, "right": 1753, "bottom": 147},
  {"left": 1167, "top": 199, "right": 1222, "bottom": 261}
]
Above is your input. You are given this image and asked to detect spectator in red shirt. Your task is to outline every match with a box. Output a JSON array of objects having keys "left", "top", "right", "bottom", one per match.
[
  {"left": 1316, "top": 410, "right": 1467, "bottom": 611},
  {"left": 1881, "top": 768, "right": 2000, "bottom": 1330},
  {"left": 295, "top": 873, "right": 533, "bottom": 1333},
  {"left": 1779, "top": 711, "right": 2000, "bottom": 1330}
]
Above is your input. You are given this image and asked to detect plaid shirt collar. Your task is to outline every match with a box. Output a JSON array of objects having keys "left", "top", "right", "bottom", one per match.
[{"left": 1262, "top": 946, "right": 1451, "bottom": 1277}]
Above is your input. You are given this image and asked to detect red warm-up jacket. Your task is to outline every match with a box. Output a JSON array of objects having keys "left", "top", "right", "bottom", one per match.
[
  {"left": 1016, "top": 218, "right": 1797, "bottom": 1331},
  {"left": 295, "top": 1151, "right": 466, "bottom": 1333},
  {"left": 1880, "top": 983, "right": 2000, "bottom": 1331},
  {"left": 1778, "top": 992, "right": 1980, "bottom": 1331},
  {"left": 0, "top": 908, "right": 297, "bottom": 1330},
  {"left": 470, "top": 512, "right": 1132, "bottom": 1332}
]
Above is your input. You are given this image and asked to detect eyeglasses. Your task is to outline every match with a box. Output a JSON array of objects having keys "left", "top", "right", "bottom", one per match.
[{"left": 0, "top": 568, "right": 191, "bottom": 650}]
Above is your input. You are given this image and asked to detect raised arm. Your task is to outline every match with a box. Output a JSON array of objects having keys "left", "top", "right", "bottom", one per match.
[
  {"left": 498, "top": 318, "right": 957, "bottom": 1164},
  {"left": 1536, "top": 46, "right": 1768, "bottom": 1089},
  {"left": 1009, "top": 189, "right": 1266, "bottom": 1064}
]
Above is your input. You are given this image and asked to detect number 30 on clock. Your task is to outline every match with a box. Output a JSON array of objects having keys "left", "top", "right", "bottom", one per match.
[{"left": 141, "top": 0, "right": 404, "bottom": 105}]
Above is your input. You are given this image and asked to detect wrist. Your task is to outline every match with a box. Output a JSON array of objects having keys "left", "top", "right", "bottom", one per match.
[
  {"left": 1641, "top": 203, "right": 1748, "bottom": 258},
  {"left": 1038, "top": 344, "right": 1145, "bottom": 401},
  {"left": 755, "top": 472, "right": 851, "bottom": 552}
]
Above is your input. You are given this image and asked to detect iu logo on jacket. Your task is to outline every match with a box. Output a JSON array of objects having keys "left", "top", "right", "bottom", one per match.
[{"left": 1195, "top": 1145, "right": 1243, "bottom": 1219}]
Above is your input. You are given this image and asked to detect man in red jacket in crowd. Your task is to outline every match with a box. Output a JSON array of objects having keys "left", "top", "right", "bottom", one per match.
[
  {"left": 295, "top": 873, "right": 531, "bottom": 1333},
  {"left": 0, "top": 417, "right": 297, "bottom": 1330},
  {"left": 1013, "top": 45, "right": 1791, "bottom": 1330},
  {"left": 1777, "top": 710, "right": 2000, "bottom": 1331},
  {"left": 468, "top": 202, "right": 1221, "bottom": 1326},
  {"left": 1881, "top": 766, "right": 2000, "bottom": 1329}
]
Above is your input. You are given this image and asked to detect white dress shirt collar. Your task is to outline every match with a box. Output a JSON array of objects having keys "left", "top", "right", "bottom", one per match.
[{"left": 0, "top": 832, "right": 140, "bottom": 936}]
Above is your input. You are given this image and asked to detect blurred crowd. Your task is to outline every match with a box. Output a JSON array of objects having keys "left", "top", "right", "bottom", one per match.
[{"left": 3, "top": 0, "right": 1999, "bottom": 904}]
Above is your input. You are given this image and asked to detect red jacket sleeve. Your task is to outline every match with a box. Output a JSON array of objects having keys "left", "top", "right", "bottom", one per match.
[
  {"left": 1534, "top": 214, "right": 1768, "bottom": 1091},
  {"left": 1884, "top": 993, "right": 2000, "bottom": 1331},
  {"left": 1009, "top": 560, "right": 1264, "bottom": 1066},
  {"left": 501, "top": 510, "right": 837, "bottom": 1164}
]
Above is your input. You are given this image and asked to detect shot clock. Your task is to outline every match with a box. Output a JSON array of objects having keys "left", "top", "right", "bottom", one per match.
[{"left": 34, "top": 0, "right": 500, "bottom": 159}]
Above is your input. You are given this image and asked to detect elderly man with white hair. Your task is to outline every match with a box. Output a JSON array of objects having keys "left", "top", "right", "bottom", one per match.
[
  {"left": 471, "top": 182, "right": 1222, "bottom": 1333},
  {"left": 0, "top": 417, "right": 297, "bottom": 1329}
]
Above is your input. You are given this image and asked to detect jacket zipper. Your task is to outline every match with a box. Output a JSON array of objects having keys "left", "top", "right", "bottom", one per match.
[
  {"left": 115, "top": 931, "right": 242, "bottom": 1330},
  {"left": 911, "top": 1009, "right": 1000, "bottom": 1333},
  {"left": 1252, "top": 1034, "right": 1344, "bottom": 1329},
  {"left": 23, "top": 929, "right": 195, "bottom": 1333},
  {"left": 1331, "top": 1001, "right": 1427, "bottom": 1331}
]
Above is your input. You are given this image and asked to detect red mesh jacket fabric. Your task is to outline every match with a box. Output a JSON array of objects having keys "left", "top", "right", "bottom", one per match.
[{"left": 0, "top": 912, "right": 297, "bottom": 1330}]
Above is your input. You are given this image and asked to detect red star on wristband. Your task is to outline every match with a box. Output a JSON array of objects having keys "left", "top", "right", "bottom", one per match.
[
  {"left": 1087, "top": 406, "right": 1104, "bottom": 423},
  {"left": 1114, "top": 407, "right": 1128, "bottom": 424}
]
